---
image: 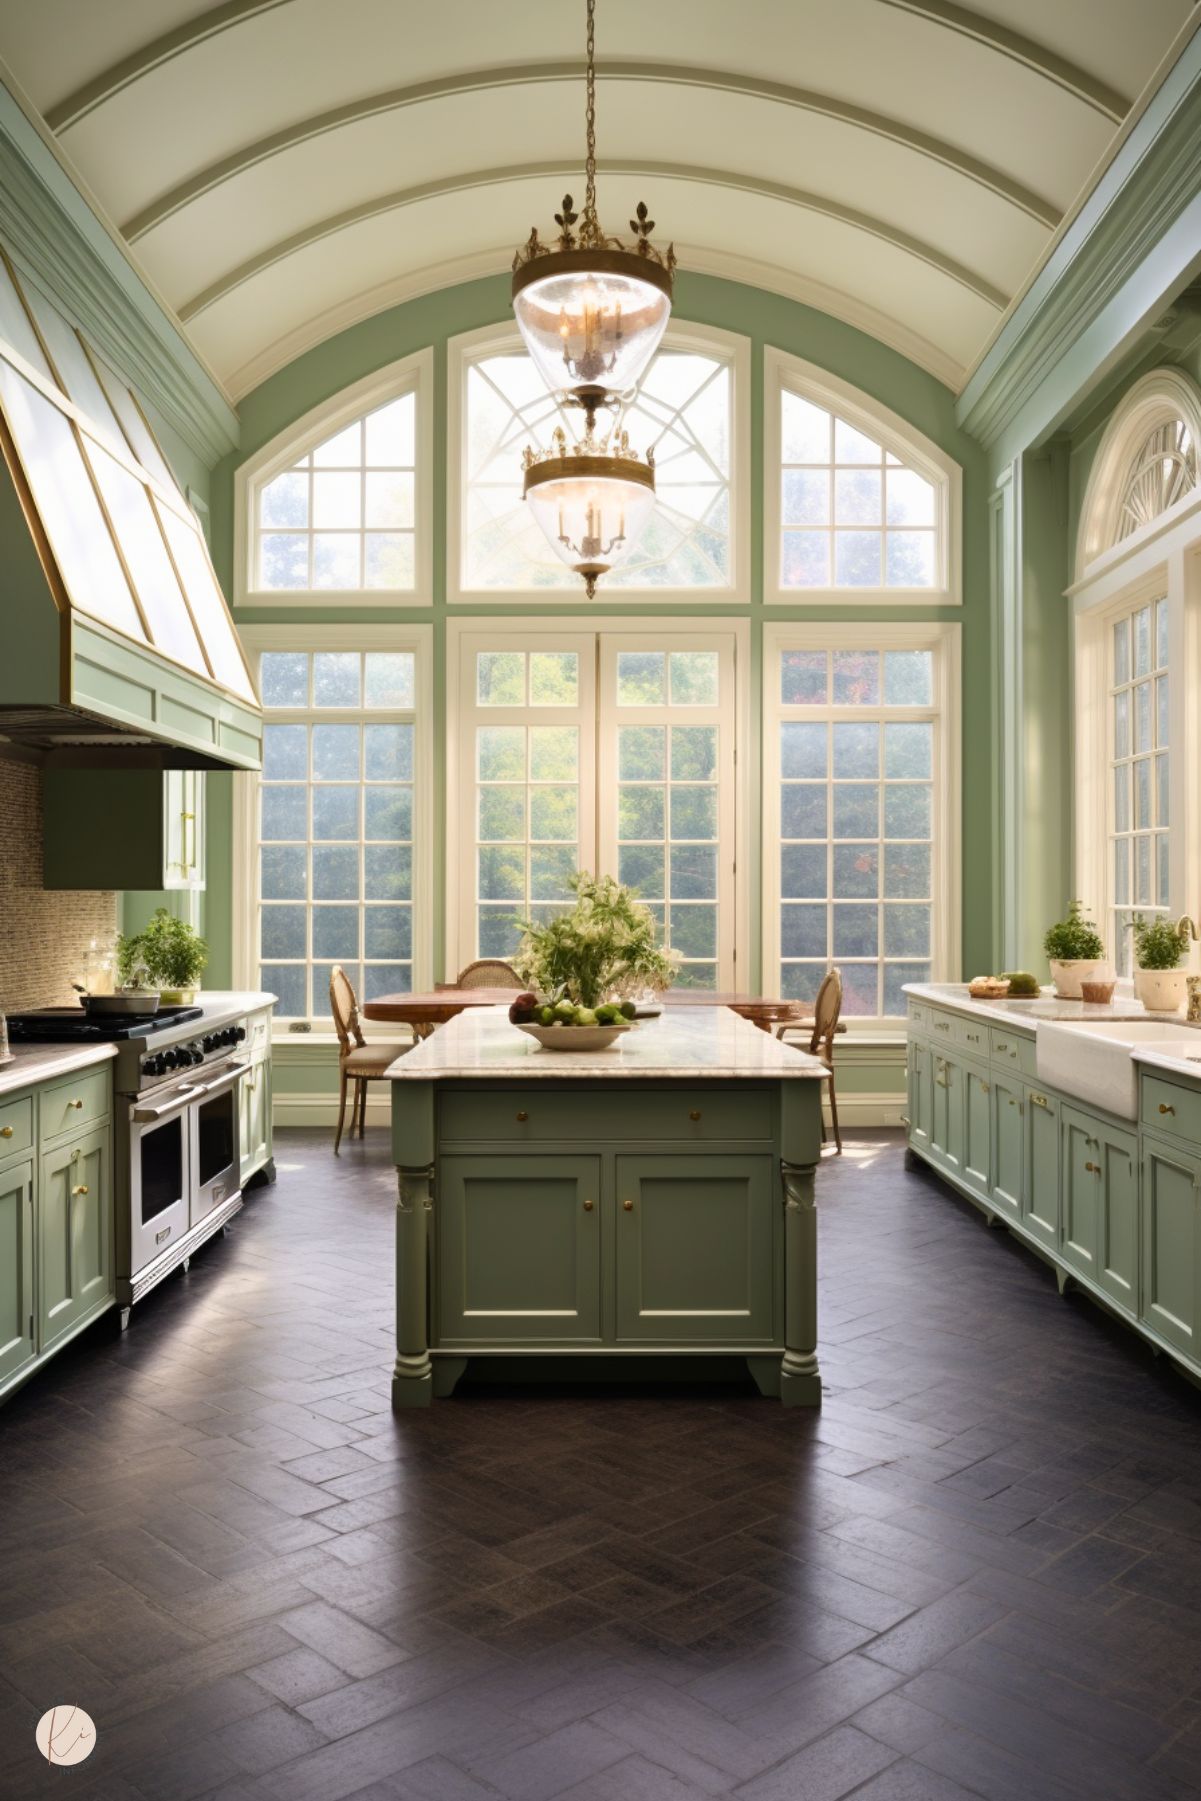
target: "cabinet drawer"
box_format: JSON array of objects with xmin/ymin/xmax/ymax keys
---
[
  {"xmin": 989, "ymin": 1029, "xmax": 1037, "ymax": 1078},
  {"xmin": 439, "ymin": 1087, "xmax": 775, "ymax": 1144},
  {"xmin": 907, "ymin": 1001, "xmax": 929, "ymax": 1034},
  {"xmin": 927, "ymin": 1009, "xmax": 958, "ymax": 1048},
  {"xmin": 1141, "ymin": 1072, "xmax": 1201, "ymax": 1143},
  {"xmin": 0, "ymin": 1093, "xmax": 34, "ymax": 1162},
  {"xmin": 956, "ymin": 1017, "xmax": 990, "ymax": 1060},
  {"xmin": 40, "ymin": 1068, "xmax": 110, "ymax": 1143},
  {"xmin": 246, "ymin": 1009, "xmax": 272, "ymax": 1060}
]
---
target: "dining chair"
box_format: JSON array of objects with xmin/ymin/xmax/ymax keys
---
[
  {"xmin": 455, "ymin": 959, "xmax": 523, "ymax": 989},
  {"xmin": 329, "ymin": 965, "xmax": 411, "ymax": 1153},
  {"xmin": 779, "ymin": 968, "xmax": 843, "ymax": 1153}
]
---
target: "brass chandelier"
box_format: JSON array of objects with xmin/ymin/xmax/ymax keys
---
[{"xmin": 511, "ymin": 0, "xmax": 675, "ymax": 596}]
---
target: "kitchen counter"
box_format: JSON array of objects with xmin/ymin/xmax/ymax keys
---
[
  {"xmin": 0, "ymin": 1042, "xmax": 116, "ymax": 1098},
  {"xmin": 902, "ymin": 981, "xmax": 1188, "ymax": 1032},
  {"xmin": 386, "ymin": 1004, "xmax": 829, "ymax": 1082}
]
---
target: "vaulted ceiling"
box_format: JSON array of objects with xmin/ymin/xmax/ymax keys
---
[{"xmin": 0, "ymin": 0, "xmax": 1194, "ymax": 399}]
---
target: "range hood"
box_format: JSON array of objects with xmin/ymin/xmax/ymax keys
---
[{"xmin": 0, "ymin": 250, "xmax": 260, "ymax": 772}]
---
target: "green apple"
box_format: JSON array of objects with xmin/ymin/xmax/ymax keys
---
[{"xmin": 574, "ymin": 1007, "xmax": 598, "ymax": 1026}]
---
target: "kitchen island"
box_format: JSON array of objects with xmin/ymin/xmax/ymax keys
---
[{"xmin": 385, "ymin": 1006, "xmax": 829, "ymax": 1407}]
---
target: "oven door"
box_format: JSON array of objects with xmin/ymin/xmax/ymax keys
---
[
  {"xmin": 189, "ymin": 1061, "xmax": 247, "ymax": 1227},
  {"xmin": 128, "ymin": 1081, "xmax": 198, "ymax": 1274}
]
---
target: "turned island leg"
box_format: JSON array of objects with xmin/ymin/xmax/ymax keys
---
[
  {"xmin": 393, "ymin": 1162, "xmax": 434, "ymax": 1408},
  {"xmin": 780, "ymin": 1159, "xmax": 822, "ymax": 1406}
]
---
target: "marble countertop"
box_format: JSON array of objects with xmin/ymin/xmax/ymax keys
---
[
  {"xmin": 902, "ymin": 981, "xmax": 1190, "ymax": 1035},
  {"xmin": 0, "ymin": 1042, "xmax": 116, "ymax": 1099},
  {"xmin": 387, "ymin": 1005, "xmax": 828, "ymax": 1082}
]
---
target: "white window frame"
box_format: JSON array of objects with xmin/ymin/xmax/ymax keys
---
[
  {"xmin": 233, "ymin": 348, "xmax": 433, "ymax": 607},
  {"xmin": 446, "ymin": 319, "xmax": 751, "ymax": 605},
  {"xmin": 232, "ymin": 622, "xmax": 434, "ymax": 1040},
  {"xmin": 1070, "ymin": 519, "xmax": 1201, "ymax": 978},
  {"xmin": 761, "ymin": 620, "xmax": 962, "ymax": 1026},
  {"xmin": 763, "ymin": 347, "xmax": 961, "ymax": 607},
  {"xmin": 446, "ymin": 616, "xmax": 750, "ymax": 982}
]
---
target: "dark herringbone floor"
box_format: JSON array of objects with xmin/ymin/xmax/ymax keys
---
[{"xmin": 4, "ymin": 1132, "xmax": 1201, "ymax": 1801}]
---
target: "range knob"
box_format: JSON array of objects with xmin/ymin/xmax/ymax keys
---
[
  {"xmin": 234, "ymin": 1026, "xmax": 247, "ymax": 1043},
  {"xmin": 144, "ymin": 1054, "xmax": 163, "ymax": 1077},
  {"xmin": 189, "ymin": 1046, "xmax": 204, "ymax": 1065},
  {"xmin": 202, "ymin": 1035, "xmax": 216, "ymax": 1052}
]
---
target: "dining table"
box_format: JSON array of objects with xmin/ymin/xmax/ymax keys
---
[{"xmin": 362, "ymin": 986, "xmax": 844, "ymax": 1041}]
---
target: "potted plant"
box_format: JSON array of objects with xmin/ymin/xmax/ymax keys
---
[
  {"xmin": 1043, "ymin": 902, "xmax": 1105, "ymax": 998},
  {"xmin": 118, "ymin": 909, "xmax": 208, "ymax": 1003},
  {"xmin": 512, "ymin": 871, "xmax": 677, "ymax": 1009},
  {"xmin": 1129, "ymin": 914, "xmax": 1188, "ymax": 1013}
]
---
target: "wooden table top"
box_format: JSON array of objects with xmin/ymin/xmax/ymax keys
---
[{"xmin": 363, "ymin": 987, "xmax": 839, "ymax": 1036}]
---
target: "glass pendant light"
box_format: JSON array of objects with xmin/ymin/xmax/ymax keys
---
[
  {"xmin": 511, "ymin": 0, "xmax": 675, "ymax": 412},
  {"xmin": 522, "ymin": 426, "xmax": 656, "ymax": 599}
]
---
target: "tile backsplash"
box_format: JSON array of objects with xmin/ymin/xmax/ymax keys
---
[{"xmin": 0, "ymin": 759, "xmax": 117, "ymax": 1010}]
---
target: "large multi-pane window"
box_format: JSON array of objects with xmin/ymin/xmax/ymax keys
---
[
  {"xmin": 454, "ymin": 628, "xmax": 740, "ymax": 987},
  {"xmin": 255, "ymin": 647, "xmax": 421, "ymax": 1020},
  {"xmin": 455, "ymin": 329, "xmax": 739, "ymax": 595},
  {"xmin": 1109, "ymin": 596, "xmax": 1169, "ymax": 973},
  {"xmin": 764, "ymin": 626, "xmax": 957, "ymax": 1019}
]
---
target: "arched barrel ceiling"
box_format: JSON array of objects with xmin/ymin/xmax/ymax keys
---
[{"xmin": 0, "ymin": 0, "xmax": 1192, "ymax": 396}]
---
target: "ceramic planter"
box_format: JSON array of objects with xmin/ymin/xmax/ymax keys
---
[
  {"xmin": 1049, "ymin": 958, "xmax": 1106, "ymax": 999},
  {"xmin": 1134, "ymin": 967, "xmax": 1186, "ymax": 1013},
  {"xmin": 159, "ymin": 986, "xmax": 199, "ymax": 1005}
]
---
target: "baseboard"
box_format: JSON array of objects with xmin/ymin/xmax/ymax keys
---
[
  {"xmin": 273, "ymin": 1090, "xmax": 393, "ymax": 1129},
  {"xmin": 271, "ymin": 1089, "xmax": 907, "ymax": 1131}
]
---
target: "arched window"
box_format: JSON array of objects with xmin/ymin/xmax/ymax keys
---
[
  {"xmin": 235, "ymin": 351, "xmax": 431, "ymax": 604},
  {"xmin": 449, "ymin": 322, "xmax": 749, "ymax": 601},
  {"xmin": 765, "ymin": 350, "xmax": 960, "ymax": 605},
  {"xmin": 1076, "ymin": 369, "xmax": 1201, "ymax": 576}
]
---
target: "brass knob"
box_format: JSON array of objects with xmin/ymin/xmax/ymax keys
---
[
  {"xmin": 0, "ymin": 1126, "xmax": 12, "ymax": 1138},
  {"xmin": 69, "ymin": 1099, "xmax": 84, "ymax": 1110},
  {"xmin": 516, "ymin": 1110, "xmax": 528, "ymax": 1122},
  {"xmin": 1160, "ymin": 1103, "xmax": 1175, "ymax": 1115},
  {"xmin": 689, "ymin": 1109, "xmax": 701, "ymax": 1121},
  {"xmin": 72, "ymin": 1184, "xmax": 89, "ymax": 1196},
  {"xmin": 622, "ymin": 1198, "xmax": 634, "ymax": 1211},
  {"xmin": 583, "ymin": 1199, "xmax": 594, "ymax": 1212}
]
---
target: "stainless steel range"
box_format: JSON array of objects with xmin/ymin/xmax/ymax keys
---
[{"xmin": 9, "ymin": 1002, "xmax": 253, "ymax": 1326}]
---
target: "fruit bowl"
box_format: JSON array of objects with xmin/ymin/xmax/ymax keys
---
[{"xmin": 515, "ymin": 1022, "xmax": 635, "ymax": 1052}]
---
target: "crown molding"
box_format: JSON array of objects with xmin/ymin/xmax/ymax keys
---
[
  {"xmin": 0, "ymin": 66, "xmax": 238, "ymax": 465},
  {"xmin": 955, "ymin": 19, "xmax": 1201, "ymax": 456}
]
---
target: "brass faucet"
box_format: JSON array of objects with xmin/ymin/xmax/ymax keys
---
[{"xmin": 1180, "ymin": 916, "xmax": 1199, "ymax": 943}]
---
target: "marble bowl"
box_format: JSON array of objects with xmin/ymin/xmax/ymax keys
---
[{"xmin": 515, "ymin": 1022, "xmax": 634, "ymax": 1052}]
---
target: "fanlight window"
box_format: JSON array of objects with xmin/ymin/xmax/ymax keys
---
[
  {"xmin": 1115, "ymin": 417, "xmax": 1197, "ymax": 543},
  {"xmin": 780, "ymin": 390, "xmax": 937, "ymax": 591},
  {"xmin": 256, "ymin": 394, "xmax": 416, "ymax": 592},
  {"xmin": 464, "ymin": 347, "xmax": 731, "ymax": 590}
]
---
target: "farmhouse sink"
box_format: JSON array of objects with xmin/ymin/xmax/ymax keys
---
[{"xmin": 1036, "ymin": 1019, "xmax": 1201, "ymax": 1120}]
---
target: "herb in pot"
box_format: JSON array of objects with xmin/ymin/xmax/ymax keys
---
[
  {"xmin": 117, "ymin": 909, "xmax": 208, "ymax": 996},
  {"xmin": 1130, "ymin": 915, "xmax": 1186, "ymax": 970},
  {"xmin": 1043, "ymin": 902, "xmax": 1104, "ymax": 962}
]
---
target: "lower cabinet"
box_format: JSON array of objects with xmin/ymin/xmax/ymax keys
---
[
  {"xmin": 1061, "ymin": 1105, "xmax": 1101, "ymax": 1282},
  {"xmin": 1140, "ymin": 1135, "xmax": 1201, "ymax": 1358},
  {"xmin": 40, "ymin": 1129, "xmax": 112, "ymax": 1352},
  {"xmin": 1023, "ymin": 1086, "xmax": 1061, "ymax": 1250},
  {"xmin": 0, "ymin": 1158, "xmax": 35, "ymax": 1387},
  {"xmin": 239, "ymin": 1059, "xmax": 272, "ymax": 1187},
  {"xmin": 439, "ymin": 1156, "xmax": 602, "ymax": 1342},
  {"xmin": 990, "ymin": 1071, "xmax": 1024, "ymax": 1219},
  {"xmin": 1059, "ymin": 1106, "xmax": 1138, "ymax": 1312},
  {"xmin": 615, "ymin": 1155, "xmax": 775, "ymax": 1344},
  {"xmin": 961, "ymin": 1061, "xmax": 992, "ymax": 1200},
  {"xmin": 907, "ymin": 1040, "xmax": 933, "ymax": 1156},
  {"xmin": 930, "ymin": 1052, "xmax": 964, "ymax": 1176}
]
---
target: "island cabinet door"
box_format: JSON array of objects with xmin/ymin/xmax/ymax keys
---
[
  {"xmin": 1022, "ymin": 1087, "xmax": 1060, "ymax": 1250},
  {"xmin": 1140, "ymin": 1137, "xmax": 1201, "ymax": 1359},
  {"xmin": 961, "ymin": 1063, "xmax": 991, "ymax": 1201},
  {"xmin": 907, "ymin": 1040, "xmax": 932, "ymax": 1155},
  {"xmin": 0, "ymin": 1158, "xmax": 35, "ymax": 1388},
  {"xmin": 1096, "ymin": 1125, "xmax": 1138, "ymax": 1317},
  {"xmin": 614, "ymin": 1155, "xmax": 775, "ymax": 1344},
  {"xmin": 437, "ymin": 1156, "xmax": 602, "ymax": 1343},
  {"xmin": 990, "ymin": 1073, "xmax": 1024, "ymax": 1219}
]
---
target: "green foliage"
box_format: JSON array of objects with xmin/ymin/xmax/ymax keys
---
[
  {"xmin": 512, "ymin": 871, "xmax": 677, "ymax": 1008},
  {"xmin": 1043, "ymin": 901, "xmax": 1104, "ymax": 962},
  {"xmin": 999, "ymin": 971, "xmax": 1040, "ymax": 997},
  {"xmin": 1130, "ymin": 913, "xmax": 1186, "ymax": 971},
  {"xmin": 118, "ymin": 909, "xmax": 208, "ymax": 990}
]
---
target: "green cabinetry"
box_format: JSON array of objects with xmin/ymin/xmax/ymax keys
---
[
  {"xmin": 239, "ymin": 1006, "xmax": 274, "ymax": 1186},
  {"xmin": 44, "ymin": 768, "xmax": 205, "ymax": 891},
  {"xmin": 0, "ymin": 1061, "xmax": 114, "ymax": 1405},
  {"xmin": 907, "ymin": 994, "xmax": 1201, "ymax": 1382}
]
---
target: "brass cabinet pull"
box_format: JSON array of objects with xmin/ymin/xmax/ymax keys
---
[
  {"xmin": 72, "ymin": 1183, "xmax": 89, "ymax": 1196},
  {"xmin": 1007, "ymin": 1097, "xmax": 1016, "ymax": 1107},
  {"xmin": 995, "ymin": 1041, "xmax": 1008, "ymax": 1053},
  {"xmin": 515, "ymin": 1110, "xmax": 529, "ymax": 1122},
  {"xmin": 69, "ymin": 1099, "xmax": 84, "ymax": 1110},
  {"xmin": 583, "ymin": 1199, "xmax": 594, "ymax": 1212},
  {"xmin": 899, "ymin": 1115, "xmax": 910, "ymax": 1128},
  {"xmin": 1030, "ymin": 1092, "xmax": 1048, "ymax": 1109},
  {"xmin": 980, "ymin": 1081, "xmax": 990, "ymax": 1094},
  {"xmin": 1084, "ymin": 1161, "xmax": 1100, "ymax": 1176},
  {"xmin": 689, "ymin": 1109, "xmax": 701, "ymax": 1121},
  {"xmin": 0, "ymin": 1126, "xmax": 12, "ymax": 1138},
  {"xmin": 622, "ymin": 1198, "xmax": 634, "ymax": 1211},
  {"xmin": 1159, "ymin": 1103, "xmax": 1175, "ymax": 1116},
  {"xmin": 935, "ymin": 1020, "xmax": 951, "ymax": 1032}
]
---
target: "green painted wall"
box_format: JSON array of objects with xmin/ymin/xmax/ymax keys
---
[{"xmin": 204, "ymin": 269, "xmax": 993, "ymax": 1025}]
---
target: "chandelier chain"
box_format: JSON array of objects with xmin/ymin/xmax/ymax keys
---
[{"xmin": 581, "ymin": 0, "xmax": 600, "ymax": 247}]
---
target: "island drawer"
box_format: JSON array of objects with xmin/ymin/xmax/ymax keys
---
[
  {"xmin": 908, "ymin": 1001, "xmax": 930, "ymax": 1033},
  {"xmin": 956, "ymin": 1017, "xmax": 989, "ymax": 1059},
  {"xmin": 1141, "ymin": 1072, "xmax": 1201, "ymax": 1143},
  {"xmin": 438, "ymin": 1087, "xmax": 775, "ymax": 1145},
  {"xmin": 989, "ymin": 1029, "xmax": 1037, "ymax": 1077},
  {"xmin": 40, "ymin": 1068, "xmax": 110, "ymax": 1144},
  {"xmin": 0, "ymin": 1093, "xmax": 34, "ymax": 1163},
  {"xmin": 927, "ymin": 1010, "xmax": 958, "ymax": 1048}
]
